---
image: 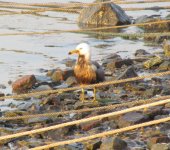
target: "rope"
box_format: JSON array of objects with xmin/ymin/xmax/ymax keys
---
[
  {"xmin": 0, "ymin": 98, "xmax": 170, "ymax": 141},
  {"xmin": 30, "ymin": 116, "xmax": 170, "ymax": 150},
  {"xmin": 116, "ymin": 0, "xmax": 170, "ymax": 4},
  {"xmin": 124, "ymin": 6, "xmax": 170, "ymax": 11},
  {"xmin": 1, "ymin": 71, "xmax": 170, "ymax": 101},
  {"xmin": 1, "ymin": 95, "xmax": 170, "ymax": 121},
  {"xmin": 0, "ymin": 0, "xmax": 170, "ymax": 15},
  {"xmin": 0, "ymin": 19, "xmax": 169, "ymax": 36},
  {"xmin": 29, "ymin": 0, "xmax": 170, "ymax": 7}
]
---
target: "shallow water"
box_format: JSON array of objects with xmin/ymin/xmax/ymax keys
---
[{"xmin": 0, "ymin": 0, "xmax": 170, "ymax": 95}]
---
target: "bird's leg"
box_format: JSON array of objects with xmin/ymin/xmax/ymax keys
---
[
  {"xmin": 80, "ymin": 88, "xmax": 85, "ymax": 102},
  {"xmin": 80, "ymin": 84, "xmax": 88, "ymax": 102},
  {"xmin": 92, "ymin": 86, "xmax": 97, "ymax": 103}
]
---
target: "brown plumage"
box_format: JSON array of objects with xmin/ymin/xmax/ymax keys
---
[{"xmin": 68, "ymin": 43, "xmax": 105, "ymax": 85}]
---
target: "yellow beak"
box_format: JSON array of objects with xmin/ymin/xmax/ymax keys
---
[{"xmin": 68, "ymin": 49, "xmax": 79, "ymax": 55}]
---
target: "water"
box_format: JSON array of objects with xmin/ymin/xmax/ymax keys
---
[{"xmin": 0, "ymin": 0, "xmax": 170, "ymax": 94}]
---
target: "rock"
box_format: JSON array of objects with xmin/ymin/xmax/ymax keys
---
[
  {"xmin": 135, "ymin": 16, "xmax": 170, "ymax": 32},
  {"xmin": 154, "ymin": 115, "xmax": 169, "ymax": 120},
  {"xmin": 117, "ymin": 66, "xmax": 138, "ymax": 80},
  {"xmin": 8, "ymin": 80, "xmax": 12, "ymax": 85},
  {"xmin": 143, "ymin": 56, "xmax": 163, "ymax": 69},
  {"xmin": 166, "ymin": 14, "xmax": 170, "ymax": 20},
  {"xmin": 51, "ymin": 69, "xmax": 74, "ymax": 82},
  {"xmin": 0, "ymin": 84, "xmax": 6, "ymax": 89},
  {"xmin": 165, "ymin": 103, "xmax": 170, "ymax": 108},
  {"xmin": 100, "ymin": 136, "xmax": 128, "ymax": 150},
  {"xmin": 78, "ymin": 0, "xmax": 131, "ymax": 28},
  {"xmin": 80, "ymin": 120, "xmax": 101, "ymax": 131},
  {"xmin": 43, "ymin": 126, "xmax": 76, "ymax": 141},
  {"xmin": 35, "ymin": 75, "xmax": 51, "ymax": 83},
  {"xmin": 84, "ymin": 139, "xmax": 102, "ymax": 150},
  {"xmin": 147, "ymin": 135, "xmax": 170, "ymax": 149},
  {"xmin": 41, "ymin": 94, "xmax": 61, "ymax": 107},
  {"xmin": 142, "ymin": 86, "xmax": 163, "ymax": 98},
  {"xmin": 158, "ymin": 60, "xmax": 170, "ymax": 71},
  {"xmin": 163, "ymin": 40, "xmax": 170, "ymax": 57},
  {"xmin": 135, "ymin": 15, "xmax": 151, "ymax": 24},
  {"xmin": 0, "ymin": 92, "xmax": 5, "ymax": 98},
  {"xmin": 160, "ymin": 123, "xmax": 170, "ymax": 132},
  {"xmin": 116, "ymin": 112, "xmax": 149, "ymax": 128},
  {"xmin": 155, "ymin": 35, "xmax": 170, "ymax": 44},
  {"xmin": 142, "ymin": 106, "xmax": 163, "ymax": 119},
  {"xmin": 151, "ymin": 143, "xmax": 170, "ymax": 150},
  {"xmin": 125, "ymin": 139, "xmax": 146, "ymax": 150},
  {"xmin": 46, "ymin": 69, "xmax": 55, "ymax": 77},
  {"xmin": 17, "ymin": 102, "xmax": 35, "ymax": 110},
  {"xmin": 135, "ymin": 49, "xmax": 150, "ymax": 57},
  {"xmin": 102, "ymin": 53, "xmax": 122, "ymax": 67},
  {"xmin": 74, "ymin": 101, "xmax": 99, "ymax": 110},
  {"xmin": 65, "ymin": 76, "xmax": 77, "ymax": 86},
  {"xmin": 12, "ymin": 75, "xmax": 36, "ymax": 94},
  {"xmin": 61, "ymin": 58, "xmax": 76, "ymax": 67},
  {"xmin": 51, "ymin": 69, "xmax": 63, "ymax": 82},
  {"xmin": 33, "ymin": 85, "xmax": 52, "ymax": 92},
  {"xmin": 27, "ymin": 117, "xmax": 51, "ymax": 124},
  {"xmin": 106, "ymin": 59, "xmax": 133, "ymax": 72},
  {"xmin": 161, "ymin": 87, "xmax": 170, "ymax": 95}
]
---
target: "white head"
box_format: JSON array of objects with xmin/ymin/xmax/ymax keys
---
[{"xmin": 69, "ymin": 43, "xmax": 91, "ymax": 61}]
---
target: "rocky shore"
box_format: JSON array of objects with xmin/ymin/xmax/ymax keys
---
[
  {"xmin": 0, "ymin": 1, "xmax": 170, "ymax": 150},
  {"xmin": 0, "ymin": 37, "xmax": 170, "ymax": 149}
]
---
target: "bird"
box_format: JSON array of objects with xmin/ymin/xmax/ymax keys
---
[{"xmin": 68, "ymin": 43, "xmax": 105, "ymax": 102}]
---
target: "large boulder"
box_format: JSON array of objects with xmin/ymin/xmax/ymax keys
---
[
  {"xmin": 12, "ymin": 75, "xmax": 36, "ymax": 94},
  {"xmin": 78, "ymin": 0, "xmax": 131, "ymax": 28}
]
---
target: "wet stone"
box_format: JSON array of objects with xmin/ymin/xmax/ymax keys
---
[
  {"xmin": 100, "ymin": 136, "xmax": 128, "ymax": 150},
  {"xmin": 0, "ymin": 84, "xmax": 6, "ymax": 89},
  {"xmin": 106, "ymin": 58, "xmax": 133, "ymax": 72},
  {"xmin": 116, "ymin": 66, "xmax": 138, "ymax": 80},
  {"xmin": 102, "ymin": 53, "xmax": 122, "ymax": 67},
  {"xmin": 32, "ymin": 85, "xmax": 52, "ymax": 92},
  {"xmin": 61, "ymin": 58, "xmax": 76, "ymax": 68},
  {"xmin": 65, "ymin": 76, "xmax": 77, "ymax": 86},
  {"xmin": 27, "ymin": 117, "xmax": 51, "ymax": 124},
  {"xmin": 12, "ymin": 75, "xmax": 36, "ymax": 94},
  {"xmin": 155, "ymin": 35, "xmax": 170, "ymax": 44},
  {"xmin": 135, "ymin": 15, "xmax": 152, "ymax": 24},
  {"xmin": 0, "ymin": 92, "xmax": 5, "ymax": 98},
  {"xmin": 84, "ymin": 139, "xmax": 102, "ymax": 150},
  {"xmin": 161, "ymin": 87, "xmax": 170, "ymax": 95},
  {"xmin": 74, "ymin": 101, "xmax": 99, "ymax": 110},
  {"xmin": 136, "ymin": 16, "xmax": 170, "ymax": 32},
  {"xmin": 143, "ymin": 56, "xmax": 163, "ymax": 69},
  {"xmin": 116, "ymin": 112, "xmax": 149, "ymax": 128},
  {"xmin": 158, "ymin": 60, "xmax": 170, "ymax": 71},
  {"xmin": 135, "ymin": 49, "xmax": 150, "ymax": 57},
  {"xmin": 147, "ymin": 135, "xmax": 170, "ymax": 149},
  {"xmin": 43, "ymin": 126, "xmax": 76, "ymax": 141},
  {"xmin": 151, "ymin": 143, "xmax": 170, "ymax": 150},
  {"xmin": 80, "ymin": 119, "xmax": 101, "ymax": 131},
  {"xmin": 142, "ymin": 106, "xmax": 164, "ymax": 119},
  {"xmin": 51, "ymin": 69, "xmax": 74, "ymax": 82}
]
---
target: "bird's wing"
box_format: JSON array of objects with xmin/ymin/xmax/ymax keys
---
[{"xmin": 92, "ymin": 61, "xmax": 105, "ymax": 82}]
